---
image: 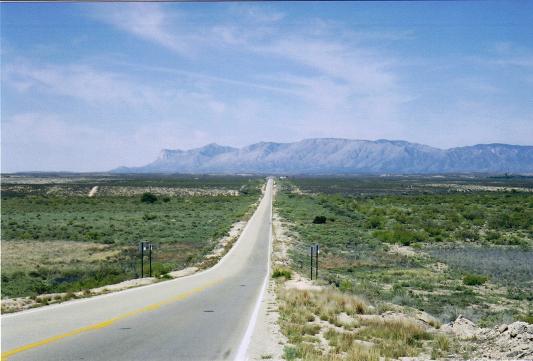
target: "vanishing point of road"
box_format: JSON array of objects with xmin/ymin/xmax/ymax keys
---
[{"xmin": 1, "ymin": 179, "xmax": 274, "ymax": 361}]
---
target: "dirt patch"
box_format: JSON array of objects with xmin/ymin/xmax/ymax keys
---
[
  {"xmin": 388, "ymin": 244, "xmax": 419, "ymax": 257},
  {"xmin": 1, "ymin": 277, "xmax": 158, "ymax": 314},
  {"xmin": 426, "ymin": 183, "xmax": 533, "ymax": 193},
  {"xmin": 88, "ymin": 186, "xmax": 98, "ymax": 197},
  {"xmin": 272, "ymin": 212, "xmax": 294, "ymax": 268},
  {"xmin": 284, "ymin": 273, "xmax": 324, "ymax": 291},
  {"xmin": 168, "ymin": 267, "xmax": 198, "ymax": 278},
  {"xmin": 247, "ymin": 280, "xmax": 287, "ymax": 361}
]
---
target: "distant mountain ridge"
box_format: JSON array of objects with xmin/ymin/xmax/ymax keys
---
[{"xmin": 112, "ymin": 138, "xmax": 533, "ymax": 174}]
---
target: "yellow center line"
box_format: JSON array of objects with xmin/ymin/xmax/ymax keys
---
[{"xmin": 1, "ymin": 279, "xmax": 222, "ymax": 360}]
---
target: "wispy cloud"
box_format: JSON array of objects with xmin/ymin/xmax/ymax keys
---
[
  {"xmin": 4, "ymin": 62, "xmax": 160, "ymax": 106},
  {"xmin": 471, "ymin": 42, "xmax": 533, "ymax": 69},
  {"xmin": 257, "ymin": 38, "xmax": 397, "ymax": 93},
  {"xmin": 92, "ymin": 4, "xmax": 193, "ymax": 55},
  {"xmin": 227, "ymin": 4, "xmax": 286, "ymax": 24}
]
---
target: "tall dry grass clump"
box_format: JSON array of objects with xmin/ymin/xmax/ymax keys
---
[{"xmin": 358, "ymin": 318, "xmax": 431, "ymax": 358}]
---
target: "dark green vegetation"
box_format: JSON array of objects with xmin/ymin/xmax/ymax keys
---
[
  {"xmin": 1, "ymin": 174, "xmax": 262, "ymax": 299},
  {"xmin": 276, "ymin": 176, "xmax": 533, "ymax": 327},
  {"xmin": 141, "ymin": 192, "xmax": 158, "ymax": 203},
  {"xmin": 272, "ymin": 267, "xmax": 293, "ymax": 279},
  {"xmin": 462, "ymin": 274, "xmax": 489, "ymax": 286},
  {"xmin": 289, "ymin": 174, "xmax": 533, "ymax": 196}
]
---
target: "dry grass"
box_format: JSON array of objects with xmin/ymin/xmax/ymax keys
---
[
  {"xmin": 280, "ymin": 288, "xmax": 369, "ymax": 317},
  {"xmin": 1, "ymin": 240, "xmax": 121, "ymax": 272},
  {"xmin": 345, "ymin": 344, "xmax": 380, "ymax": 361},
  {"xmin": 357, "ymin": 318, "xmax": 432, "ymax": 358},
  {"xmin": 276, "ymin": 283, "xmax": 443, "ymax": 360}
]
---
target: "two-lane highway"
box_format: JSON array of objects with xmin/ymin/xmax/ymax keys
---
[{"xmin": 1, "ymin": 179, "xmax": 274, "ymax": 361}]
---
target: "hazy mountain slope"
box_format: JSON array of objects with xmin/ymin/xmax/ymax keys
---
[{"xmin": 113, "ymin": 139, "xmax": 533, "ymax": 174}]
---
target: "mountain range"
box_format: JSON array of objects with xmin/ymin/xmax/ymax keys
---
[{"xmin": 112, "ymin": 138, "xmax": 533, "ymax": 174}]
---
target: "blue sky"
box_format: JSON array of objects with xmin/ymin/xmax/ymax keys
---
[{"xmin": 1, "ymin": 2, "xmax": 532, "ymax": 172}]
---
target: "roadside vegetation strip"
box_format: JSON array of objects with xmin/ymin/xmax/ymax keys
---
[
  {"xmin": 275, "ymin": 178, "xmax": 532, "ymax": 327},
  {"xmin": 0, "ymin": 279, "xmax": 222, "ymax": 361},
  {"xmin": 1, "ymin": 176, "xmax": 262, "ymax": 301},
  {"xmin": 269, "ymin": 177, "xmax": 532, "ymax": 360}
]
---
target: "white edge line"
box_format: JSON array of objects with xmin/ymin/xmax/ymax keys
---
[
  {"xmin": 234, "ymin": 179, "xmax": 273, "ymax": 361},
  {"xmin": 1, "ymin": 183, "xmax": 268, "ymax": 320}
]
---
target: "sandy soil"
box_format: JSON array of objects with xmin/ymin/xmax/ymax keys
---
[
  {"xmin": 88, "ymin": 186, "xmax": 98, "ymax": 197},
  {"xmin": 284, "ymin": 273, "xmax": 324, "ymax": 291},
  {"xmin": 426, "ymin": 183, "xmax": 533, "ymax": 193},
  {"xmin": 247, "ymin": 279, "xmax": 287, "ymax": 360},
  {"xmin": 387, "ymin": 244, "xmax": 419, "ymax": 257}
]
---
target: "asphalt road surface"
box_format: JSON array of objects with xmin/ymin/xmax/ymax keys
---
[{"xmin": 1, "ymin": 179, "xmax": 273, "ymax": 361}]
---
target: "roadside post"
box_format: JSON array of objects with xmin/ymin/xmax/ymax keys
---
[
  {"xmin": 139, "ymin": 241, "xmax": 151, "ymax": 278},
  {"xmin": 140, "ymin": 242, "xmax": 144, "ymax": 278},
  {"xmin": 149, "ymin": 243, "xmax": 153, "ymax": 277},
  {"xmin": 310, "ymin": 246, "xmax": 314, "ymax": 280},
  {"xmin": 315, "ymin": 244, "xmax": 319, "ymax": 280}
]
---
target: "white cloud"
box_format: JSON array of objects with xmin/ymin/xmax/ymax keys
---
[
  {"xmin": 4, "ymin": 63, "xmax": 160, "ymax": 107},
  {"xmin": 470, "ymin": 42, "xmax": 533, "ymax": 69},
  {"xmin": 256, "ymin": 37, "xmax": 397, "ymax": 93},
  {"xmin": 92, "ymin": 4, "xmax": 192, "ymax": 55},
  {"xmin": 227, "ymin": 4, "xmax": 286, "ymax": 24}
]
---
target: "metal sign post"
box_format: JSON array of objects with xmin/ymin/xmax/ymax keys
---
[
  {"xmin": 310, "ymin": 245, "xmax": 314, "ymax": 280},
  {"xmin": 139, "ymin": 241, "xmax": 152, "ymax": 278},
  {"xmin": 140, "ymin": 242, "xmax": 145, "ymax": 278},
  {"xmin": 315, "ymin": 244, "xmax": 319, "ymax": 280},
  {"xmin": 149, "ymin": 243, "xmax": 153, "ymax": 277}
]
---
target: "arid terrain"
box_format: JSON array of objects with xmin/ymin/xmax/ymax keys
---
[
  {"xmin": 267, "ymin": 176, "xmax": 532, "ymax": 360},
  {"xmin": 1, "ymin": 174, "xmax": 262, "ymax": 312}
]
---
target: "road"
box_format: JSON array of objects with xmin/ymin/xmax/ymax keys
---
[{"xmin": 1, "ymin": 179, "xmax": 273, "ymax": 361}]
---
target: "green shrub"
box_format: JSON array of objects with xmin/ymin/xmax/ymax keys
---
[
  {"xmin": 463, "ymin": 274, "xmax": 488, "ymax": 286},
  {"xmin": 272, "ymin": 267, "xmax": 292, "ymax": 279},
  {"xmin": 366, "ymin": 216, "xmax": 383, "ymax": 229},
  {"xmin": 142, "ymin": 213, "xmax": 157, "ymax": 221},
  {"xmin": 283, "ymin": 346, "xmax": 299, "ymax": 361},
  {"xmin": 312, "ymin": 215, "xmax": 327, "ymax": 224},
  {"xmin": 518, "ymin": 313, "xmax": 533, "ymax": 324},
  {"xmin": 141, "ymin": 192, "xmax": 158, "ymax": 203}
]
